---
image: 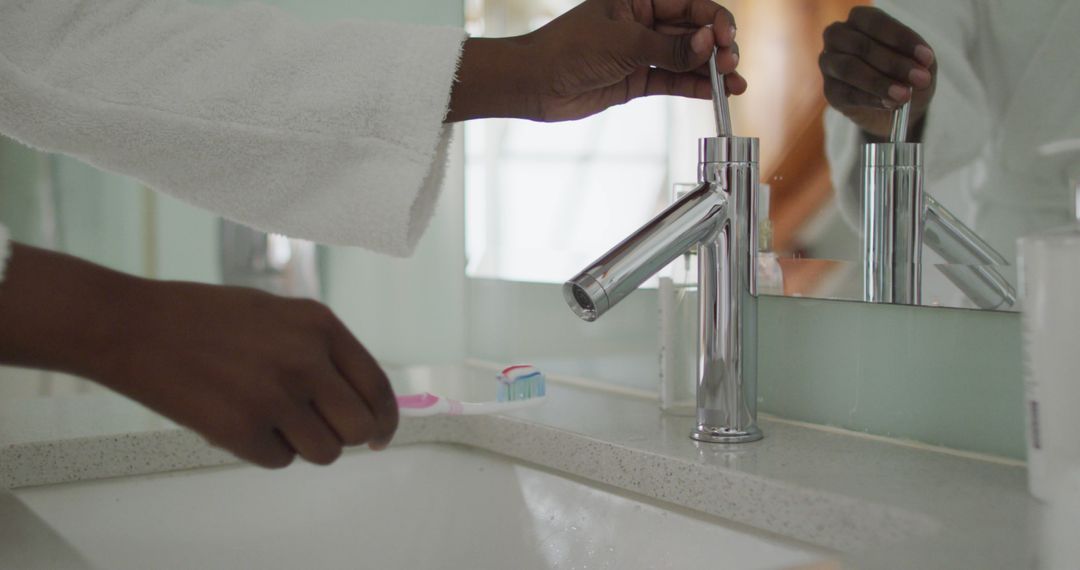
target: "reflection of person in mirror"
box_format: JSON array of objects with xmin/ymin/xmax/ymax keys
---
[
  {"xmin": 0, "ymin": 0, "xmax": 743, "ymax": 469},
  {"xmin": 820, "ymin": 2, "xmax": 1080, "ymax": 298}
]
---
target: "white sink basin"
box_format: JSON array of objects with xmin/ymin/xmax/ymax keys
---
[{"xmin": 14, "ymin": 444, "xmax": 825, "ymax": 569}]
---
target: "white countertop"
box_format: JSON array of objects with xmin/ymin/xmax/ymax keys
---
[{"xmin": 0, "ymin": 364, "xmax": 1040, "ymax": 569}]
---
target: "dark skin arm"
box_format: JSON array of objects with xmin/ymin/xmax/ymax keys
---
[
  {"xmin": 0, "ymin": 243, "xmax": 397, "ymax": 468},
  {"xmin": 447, "ymin": 0, "xmax": 745, "ymax": 123},
  {"xmin": 819, "ymin": 6, "xmax": 936, "ymax": 141}
]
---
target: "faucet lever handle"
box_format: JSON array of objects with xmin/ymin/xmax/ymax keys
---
[
  {"xmin": 708, "ymin": 45, "xmax": 733, "ymax": 138},
  {"xmin": 890, "ymin": 98, "xmax": 912, "ymax": 143}
]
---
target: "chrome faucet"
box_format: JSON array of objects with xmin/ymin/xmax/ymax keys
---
[
  {"xmin": 862, "ymin": 103, "xmax": 1016, "ymax": 310},
  {"xmin": 563, "ymin": 52, "xmax": 763, "ymax": 443}
]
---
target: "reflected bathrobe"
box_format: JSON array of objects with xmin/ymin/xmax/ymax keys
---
[
  {"xmin": 825, "ymin": 0, "xmax": 1080, "ymax": 300},
  {"xmin": 0, "ymin": 0, "xmax": 467, "ymax": 281}
]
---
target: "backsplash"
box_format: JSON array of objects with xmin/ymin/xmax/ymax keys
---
[
  {"xmin": 466, "ymin": 279, "xmax": 1026, "ymax": 460},
  {"xmin": 757, "ymin": 296, "xmax": 1024, "ymax": 460}
]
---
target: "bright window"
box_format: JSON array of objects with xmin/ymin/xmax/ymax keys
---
[{"xmin": 463, "ymin": 0, "xmax": 710, "ymax": 284}]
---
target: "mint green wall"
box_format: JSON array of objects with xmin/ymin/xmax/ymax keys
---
[
  {"xmin": 0, "ymin": 140, "xmax": 50, "ymax": 247},
  {"xmin": 756, "ymin": 297, "xmax": 1024, "ymax": 459},
  {"xmin": 1, "ymin": 139, "xmax": 149, "ymax": 276},
  {"xmin": 50, "ymin": 159, "xmax": 148, "ymax": 276},
  {"xmin": 467, "ymin": 278, "xmax": 661, "ymax": 393}
]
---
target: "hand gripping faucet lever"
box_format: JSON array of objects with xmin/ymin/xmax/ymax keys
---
[{"xmin": 563, "ymin": 49, "xmax": 762, "ymax": 443}]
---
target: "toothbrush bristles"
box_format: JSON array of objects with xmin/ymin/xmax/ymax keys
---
[{"xmin": 497, "ymin": 367, "xmax": 546, "ymax": 402}]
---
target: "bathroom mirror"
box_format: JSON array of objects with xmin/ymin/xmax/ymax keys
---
[{"xmin": 464, "ymin": 0, "xmax": 1080, "ymax": 312}]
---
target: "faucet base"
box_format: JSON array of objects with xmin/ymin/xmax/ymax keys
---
[{"xmin": 690, "ymin": 424, "xmax": 763, "ymax": 444}]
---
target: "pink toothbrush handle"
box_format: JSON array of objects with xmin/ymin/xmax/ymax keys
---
[
  {"xmin": 396, "ymin": 393, "xmax": 440, "ymax": 409},
  {"xmin": 396, "ymin": 393, "xmax": 463, "ymax": 416}
]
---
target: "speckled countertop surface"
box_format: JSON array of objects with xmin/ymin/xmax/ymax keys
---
[{"xmin": 1, "ymin": 364, "xmax": 1039, "ymax": 569}]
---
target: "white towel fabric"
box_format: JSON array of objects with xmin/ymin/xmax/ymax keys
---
[
  {"xmin": 0, "ymin": 0, "xmax": 466, "ymax": 273},
  {"xmin": 0, "ymin": 223, "xmax": 9, "ymax": 283}
]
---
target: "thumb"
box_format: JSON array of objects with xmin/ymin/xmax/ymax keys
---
[{"xmin": 636, "ymin": 26, "xmax": 714, "ymax": 72}]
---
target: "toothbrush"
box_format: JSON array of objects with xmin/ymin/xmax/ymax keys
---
[{"xmin": 395, "ymin": 365, "xmax": 547, "ymax": 417}]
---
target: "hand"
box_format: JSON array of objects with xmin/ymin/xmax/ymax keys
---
[
  {"xmin": 819, "ymin": 7, "xmax": 936, "ymax": 139},
  {"xmin": 0, "ymin": 244, "xmax": 397, "ymax": 468},
  {"xmin": 448, "ymin": 0, "xmax": 745, "ymax": 122},
  {"xmin": 109, "ymin": 280, "xmax": 398, "ymax": 468}
]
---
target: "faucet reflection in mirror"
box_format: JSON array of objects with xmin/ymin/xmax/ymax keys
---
[{"xmin": 861, "ymin": 103, "xmax": 1017, "ymax": 310}]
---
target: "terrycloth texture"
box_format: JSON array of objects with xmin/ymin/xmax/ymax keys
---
[
  {"xmin": 0, "ymin": 0, "xmax": 466, "ymax": 256},
  {"xmin": 0, "ymin": 223, "xmax": 9, "ymax": 283}
]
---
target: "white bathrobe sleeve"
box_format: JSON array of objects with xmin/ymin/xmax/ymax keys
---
[{"xmin": 0, "ymin": 0, "xmax": 466, "ymax": 257}]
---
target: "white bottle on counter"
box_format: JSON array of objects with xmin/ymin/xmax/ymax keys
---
[
  {"xmin": 1020, "ymin": 184, "xmax": 1080, "ymax": 502},
  {"xmin": 756, "ymin": 184, "xmax": 785, "ymax": 296},
  {"xmin": 1041, "ymin": 465, "xmax": 1080, "ymax": 568}
]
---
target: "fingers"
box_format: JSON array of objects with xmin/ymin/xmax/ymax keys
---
[
  {"xmin": 232, "ymin": 429, "xmax": 296, "ymax": 469},
  {"xmin": 846, "ymin": 7, "xmax": 934, "ymax": 66},
  {"xmin": 723, "ymin": 72, "xmax": 747, "ymax": 95},
  {"xmin": 277, "ymin": 402, "xmax": 343, "ymax": 466},
  {"xmin": 311, "ymin": 364, "xmax": 376, "ymax": 447},
  {"xmin": 241, "ymin": 345, "xmax": 384, "ymax": 467},
  {"xmin": 651, "ymin": 0, "xmax": 737, "ymax": 46},
  {"xmin": 328, "ymin": 321, "xmax": 398, "ymax": 450},
  {"xmin": 642, "ymin": 68, "xmax": 711, "ymax": 99},
  {"xmin": 819, "ymin": 52, "xmax": 907, "ymax": 107},
  {"xmin": 636, "ymin": 27, "xmax": 739, "ymax": 74},
  {"xmin": 635, "ymin": 26, "xmax": 707, "ymax": 72},
  {"xmin": 820, "ymin": 7, "xmax": 935, "ymax": 112},
  {"xmin": 215, "ymin": 419, "xmax": 296, "ymax": 470},
  {"xmin": 624, "ymin": 68, "xmax": 746, "ymax": 103},
  {"xmin": 826, "ymin": 24, "xmax": 931, "ymax": 89},
  {"xmin": 822, "ymin": 23, "xmax": 932, "ymax": 100},
  {"xmin": 823, "ymin": 77, "xmax": 892, "ymax": 111}
]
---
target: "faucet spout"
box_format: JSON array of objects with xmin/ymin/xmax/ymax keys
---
[
  {"xmin": 564, "ymin": 182, "xmax": 726, "ymax": 322},
  {"xmin": 564, "ymin": 136, "xmax": 763, "ymax": 444}
]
